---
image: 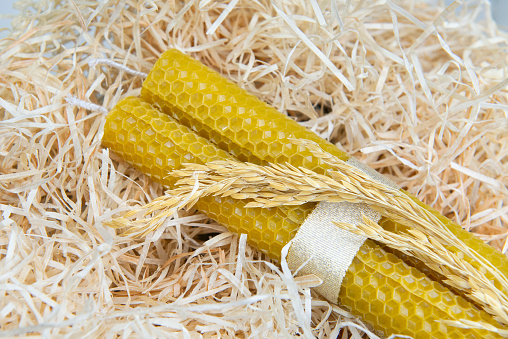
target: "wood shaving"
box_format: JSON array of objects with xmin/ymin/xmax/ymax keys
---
[{"xmin": 1, "ymin": 0, "xmax": 507, "ymax": 337}]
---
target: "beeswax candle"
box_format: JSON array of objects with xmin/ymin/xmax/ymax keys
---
[
  {"xmin": 103, "ymin": 97, "xmax": 503, "ymax": 339},
  {"xmin": 141, "ymin": 49, "xmax": 508, "ymax": 288}
]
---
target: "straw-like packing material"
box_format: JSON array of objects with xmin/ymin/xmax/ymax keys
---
[{"xmin": 0, "ymin": 0, "xmax": 507, "ymax": 337}]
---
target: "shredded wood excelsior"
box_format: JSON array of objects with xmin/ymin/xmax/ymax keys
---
[{"xmin": 1, "ymin": 0, "xmax": 507, "ymax": 337}]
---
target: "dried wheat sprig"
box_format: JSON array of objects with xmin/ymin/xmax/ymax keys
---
[
  {"xmin": 107, "ymin": 172, "xmax": 210, "ymax": 237},
  {"xmin": 107, "ymin": 141, "xmax": 508, "ymax": 329},
  {"xmin": 172, "ymin": 157, "xmax": 499, "ymax": 288},
  {"xmin": 440, "ymin": 319, "xmax": 508, "ymax": 336}
]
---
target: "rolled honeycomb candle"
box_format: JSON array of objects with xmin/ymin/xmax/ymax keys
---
[
  {"xmin": 140, "ymin": 48, "xmax": 508, "ymax": 287},
  {"xmin": 103, "ymin": 97, "xmax": 306, "ymax": 258},
  {"xmin": 103, "ymin": 97, "xmax": 503, "ymax": 338}
]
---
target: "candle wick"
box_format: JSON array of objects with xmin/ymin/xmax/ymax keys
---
[
  {"xmin": 88, "ymin": 58, "xmax": 148, "ymax": 78},
  {"xmin": 65, "ymin": 96, "xmax": 108, "ymax": 114}
]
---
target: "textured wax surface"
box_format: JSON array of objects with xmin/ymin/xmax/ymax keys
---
[
  {"xmin": 342, "ymin": 240, "xmax": 501, "ymax": 339},
  {"xmin": 102, "ymin": 97, "xmax": 305, "ymax": 260},
  {"xmin": 379, "ymin": 220, "xmax": 486, "ymax": 306},
  {"xmin": 141, "ymin": 49, "xmax": 349, "ymax": 170},
  {"xmin": 102, "ymin": 97, "xmax": 503, "ymax": 338},
  {"xmin": 141, "ymin": 48, "xmax": 508, "ymax": 284}
]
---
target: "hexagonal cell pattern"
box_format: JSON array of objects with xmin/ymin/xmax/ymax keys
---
[
  {"xmin": 380, "ymin": 217, "xmax": 505, "ymax": 305},
  {"xmin": 102, "ymin": 97, "xmax": 503, "ymax": 338},
  {"xmin": 141, "ymin": 49, "xmax": 349, "ymax": 170},
  {"xmin": 141, "ymin": 48, "xmax": 508, "ymax": 295},
  {"xmin": 379, "ymin": 238, "xmax": 480, "ymax": 307},
  {"xmin": 102, "ymin": 97, "xmax": 305, "ymax": 261},
  {"xmin": 341, "ymin": 240, "xmax": 503, "ymax": 338}
]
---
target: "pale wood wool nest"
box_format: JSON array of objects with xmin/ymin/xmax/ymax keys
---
[{"xmin": 0, "ymin": 0, "xmax": 507, "ymax": 338}]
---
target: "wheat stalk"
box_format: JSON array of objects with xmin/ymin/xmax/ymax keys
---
[
  {"xmin": 440, "ymin": 319, "xmax": 508, "ymax": 336},
  {"xmin": 106, "ymin": 140, "xmax": 508, "ymax": 330}
]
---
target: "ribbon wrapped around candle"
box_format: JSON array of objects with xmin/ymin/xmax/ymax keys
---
[{"xmin": 102, "ymin": 96, "xmax": 504, "ymax": 338}]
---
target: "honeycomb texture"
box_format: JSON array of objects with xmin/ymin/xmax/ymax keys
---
[
  {"xmin": 141, "ymin": 49, "xmax": 349, "ymax": 171},
  {"xmin": 102, "ymin": 97, "xmax": 304, "ymax": 260},
  {"xmin": 103, "ymin": 97, "xmax": 503, "ymax": 338},
  {"xmin": 342, "ymin": 240, "xmax": 502, "ymax": 339},
  {"xmin": 380, "ymin": 217, "xmax": 505, "ymax": 295},
  {"xmin": 141, "ymin": 48, "xmax": 508, "ymax": 285},
  {"xmin": 379, "ymin": 242, "xmax": 479, "ymax": 308}
]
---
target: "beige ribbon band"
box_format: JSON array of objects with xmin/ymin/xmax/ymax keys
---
[
  {"xmin": 286, "ymin": 201, "xmax": 380, "ymax": 303},
  {"xmin": 285, "ymin": 157, "xmax": 398, "ymax": 303}
]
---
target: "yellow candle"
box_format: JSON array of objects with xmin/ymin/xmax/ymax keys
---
[{"xmin": 102, "ymin": 96, "xmax": 503, "ymax": 338}]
